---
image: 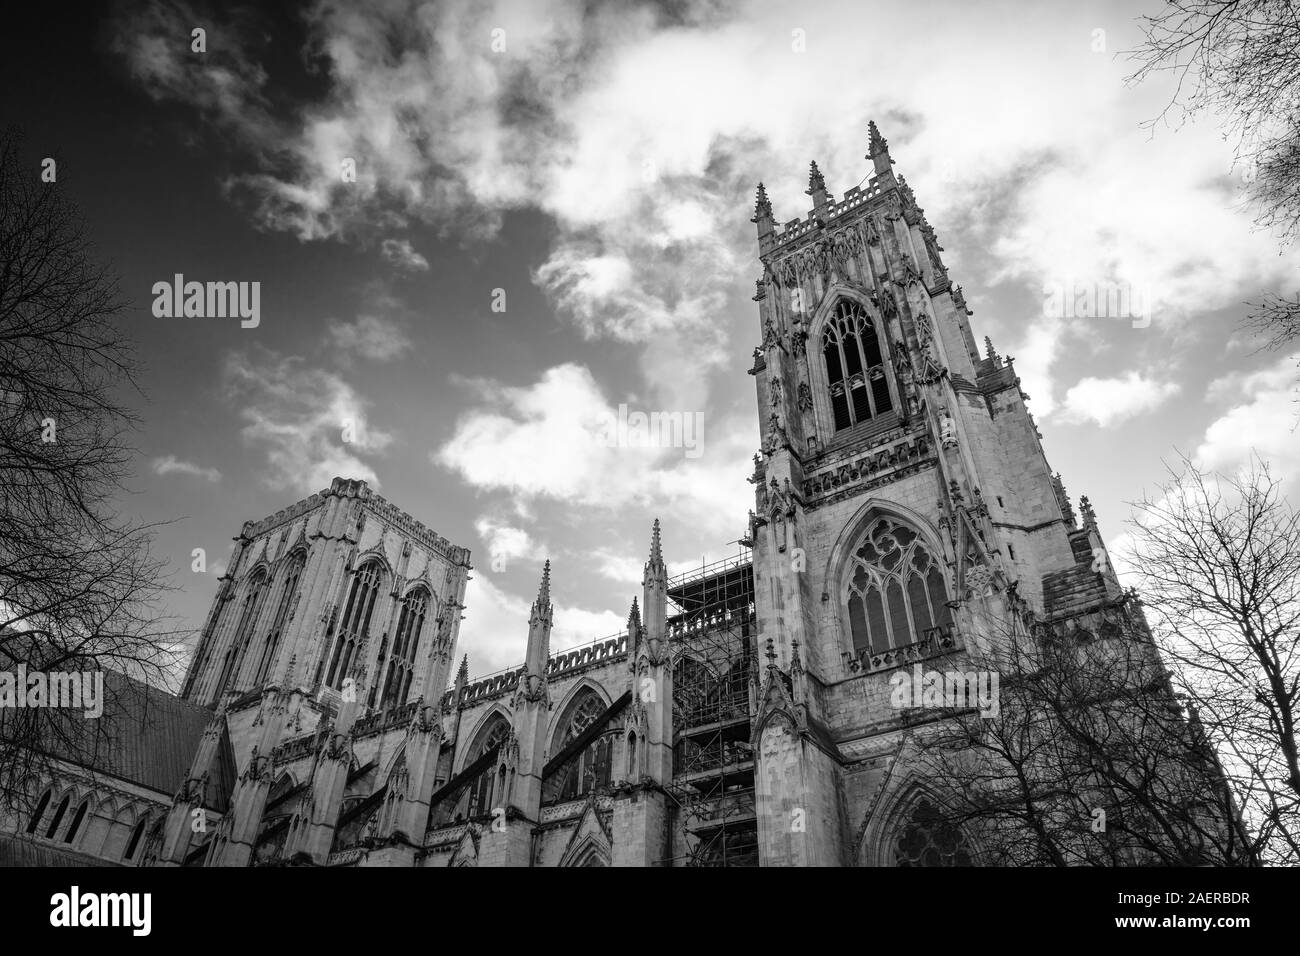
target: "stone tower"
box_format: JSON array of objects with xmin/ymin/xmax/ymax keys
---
[{"xmin": 746, "ymin": 122, "xmax": 1124, "ymax": 866}]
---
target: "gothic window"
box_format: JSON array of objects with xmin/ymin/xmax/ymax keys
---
[
  {"xmin": 63, "ymin": 800, "xmax": 89, "ymax": 844},
  {"xmin": 466, "ymin": 716, "xmax": 510, "ymax": 819},
  {"xmin": 379, "ymin": 589, "xmax": 429, "ymax": 710},
  {"xmin": 555, "ymin": 691, "xmax": 612, "ymax": 802},
  {"xmin": 215, "ymin": 569, "xmax": 269, "ymax": 699},
  {"xmin": 326, "ymin": 561, "xmax": 384, "ymax": 690},
  {"xmin": 45, "ymin": 794, "xmax": 69, "ymax": 839},
  {"xmin": 254, "ymin": 552, "xmax": 306, "ymax": 688},
  {"xmin": 822, "ymin": 299, "xmax": 892, "ymax": 432},
  {"xmin": 894, "ymin": 798, "xmax": 975, "ymax": 866},
  {"xmin": 26, "ymin": 789, "xmax": 51, "ymax": 834},
  {"xmin": 123, "ymin": 817, "xmax": 147, "ymax": 861},
  {"xmin": 844, "ymin": 516, "xmax": 951, "ymax": 657}
]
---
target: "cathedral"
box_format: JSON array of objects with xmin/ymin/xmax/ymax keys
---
[{"xmin": 6, "ymin": 123, "xmax": 1163, "ymax": 867}]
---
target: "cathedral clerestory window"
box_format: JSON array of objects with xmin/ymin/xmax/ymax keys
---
[
  {"xmin": 555, "ymin": 692, "xmax": 612, "ymax": 802},
  {"xmin": 466, "ymin": 717, "xmax": 510, "ymax": 819},
  {"xmin": 822, "ymin": 299, "xmax": 892, "ymax": 431},
  {"xmin": 844, "ymin": 516, "xmax": 951, "ymax": 658}
]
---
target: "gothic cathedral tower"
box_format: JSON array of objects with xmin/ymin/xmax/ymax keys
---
[{"xmin": 747, "ymin": 123, "xmax": 1124, "ymax": 866}]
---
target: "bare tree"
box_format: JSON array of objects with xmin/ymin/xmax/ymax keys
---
[
  {"xmin": 0, "ymin": 128, "xmax": 183, "ymax": 817},
  {"xmin": 1128, "ymin": 1, "xmax": 1300, "ymax": 370},
  {"xmin": 909, "ymin": 594, "xmax": 1248, "ymax": 866},
  {"xmin": 1127, "ymin": 455, "xmax": 1299, "ymax": 864}
]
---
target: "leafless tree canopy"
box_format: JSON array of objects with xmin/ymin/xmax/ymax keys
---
[
  {"xmin": 0, "ymin": 128, "xmax": 183, "ymax": 813},
  {"xmin": 1127, "ymin": 455, "xmax": 1299, "ymax": 864},
  {"xmin": 1129, "ymin": 2, "xmax": 1300, "ymax": 369},
  {"xmin": 911, "ymin": 602, "xmax": 1247, "ymax": 866}
]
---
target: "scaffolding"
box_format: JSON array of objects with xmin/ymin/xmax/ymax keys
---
[{"xmin": 665, "ymin": 548, "xmax": 758, "ymax": 867}]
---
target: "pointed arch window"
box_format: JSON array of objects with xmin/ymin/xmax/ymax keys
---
[
  {"xmin": 822, "ymin": 299, "xmax": 893, "ymax": 431},
  {"xmin": 894, "ymin": 798, "xmax": 975, "ymax": 866},
  {"xmin": 844, "ymin": 516, "xmax": 951, "ymax": 658},
  {"xmin": 215, "ymin": 569, "xmax": 269, "ymax": 699},
  {"xmin": 556, "ymin": 692, "xmax": 612, "ymax": 802},
  {"xmin": 63, "ymin": 800, "xmax": 89, "ymax": 844},
  {"xmin": 123, "ymin": 817, "xmax": 147, "ymax": 861},
  {"xmin": 26, "ymin": 789, "xmax": 51, "ymax": 834},
  {"xmin": 379, "ymin": 589, "xmax": 429, "ymax": 710},
  {"xmin": 254, "ymin": 552, "xmax": 306, "ymax": 688},
  {"xmin": 466, "ymin": 717, "xmax": 510, "ymax": 819},
  {"xmin": 327, "ymin": 561, "xmax": 384, "ymax": 690},
  {"xmin": 44, "ymin": 794, "xmax": 70, "ymax": 839}
]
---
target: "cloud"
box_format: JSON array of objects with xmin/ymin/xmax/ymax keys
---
[
  {"xmin": 327, "ymin": 313, "xmax": 411, "ymax": 362},
  {"xmin": 222, "ymin": 347, "xmax": 393, "ymax": 493},
  {"xmin": 380, "ymin": 238, "xmax": 430, "ymax": 273},
  {"xmin": 458, "ymin": 571, "xmax": 626, "ymax": 675},
  {"xmin": 1056, "ymin": 371, "xmax": 1182, "ymax": 427},
  {"xmin": 151, "ymin": 454, "xmax": 221, "ymax": 482},
  {"xmin": 432, "ymin": 363, "xmax": 753, "ymax": 538},
  {"xmin": 475, "ymin": 515, "xmax": 539, "ymax": 568},
  {"xmin": 110, "ymin": 0, "xmax": 1300, "ymax": 423},
  {"xmin": 1194, "ymin": 358, "xmax": 1300, "ymax": 481}
]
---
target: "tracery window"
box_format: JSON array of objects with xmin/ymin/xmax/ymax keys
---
[
  {"xmin": 379, "ymin": 589, "xmax": 428, "ymax": 709},
  {"xmin": 254, "ymin": 552, "xmax": 305, "ymax": 687},
  {"xmin": 327, "ymin": 561, "xmax": 384, "ymax": 690},
  {"xmin": 844, "ymin": 516, "xmax": 951, "ymax": 657},
  {"xmin": 215, "ymin": 569, "xmax": 269, "ymax": 698},
  {"xmin": 466, "ymin": 717, "xmax": 510, "ymax": 819},
  {"xmin": 555, "ymin": 692, "xmax": 612, "ymax": 802},
  {"xmin": 822, "ymin": 299, "xmax": 892, "ymax": 431},
  {"xmin": 894, "ymin": 798, "xmax": 974, "ymax": 866}
]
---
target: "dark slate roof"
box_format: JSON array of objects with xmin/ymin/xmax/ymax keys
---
[
  {"xmin": 22, "ymin": 670, "xmax": 234, "ymax": 812},
  {"xmin": 0, "ymin": 834, "xmax": 116, "ymax": 867}
]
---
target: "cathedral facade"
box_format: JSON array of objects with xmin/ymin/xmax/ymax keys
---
[{"xmin": 80, "ymin": 122, "xmax": 1154, "ymax": 867}]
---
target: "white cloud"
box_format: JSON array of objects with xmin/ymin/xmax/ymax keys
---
[
  {"xmin": 327, "ymin": 313, "xmax": 411, "ymax": 362},
  {"xmin": 1194, "ymin": 358, "xmax": 1300, "ymax": 482},
  {"xmin": 380, "ymin": 238, "xmax": 430, "ymax": 273},
  {"xmin": 475, "ymin": 515, "xmax": 539, "ymax": 569},
  {"xmin": 152, "ymin": 454, "xmax": 221, "ymax": 482},
  {"xmin": 457, "ymin": 571, "xmax": 626, "ymax": 676},
  {"xmin": 433, "ymin": 363, "xmax": 753, "ymax": 538},
  {"xmin": 1056, "ymin": 371, "xmax": 1182, "ymax": 427},
  {"xmin": 223, "ymin": 347, "xmax": 393, "ymax": 493},
  {"xmin": 111, "ymin": 0, "xmax": 1300, "ymax": 421}
]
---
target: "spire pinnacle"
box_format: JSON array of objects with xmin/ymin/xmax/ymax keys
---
[
  {"xmin": 535, "ymin": 559, "xmax": 552, "ymax": 608},
  {"xmin": 456, "ymin": 653, "xmax": 469, "ymax": 687},
  {"xmin": 752, "ymin": 182, "xmax": 772, "ymax": 223},
  {"xmin": 650, "ymin": 519, "xmax": 662, "ymax": 565},
  {"xmin": 627, "ymin": 596, "xmax": 642, "ymax": 633},
  {"xmin": 867, "ymin": 120, "xmax": 888, "ymax": 156},
  {"xmin": 867, "ymin": 120, "xmax": 893, "ymax": 176},
  {"xmin": 806, "ymin": 161, "xmax": 826, "ymax": 196},
  {"xmin": 1079, "ymin": 496, "xmax": 1097, "ymax": 530}
]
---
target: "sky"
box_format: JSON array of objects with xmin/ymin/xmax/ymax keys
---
[{"xmin": 2, "ymin": 0, "xmax": 1296, "ymax": 681}]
